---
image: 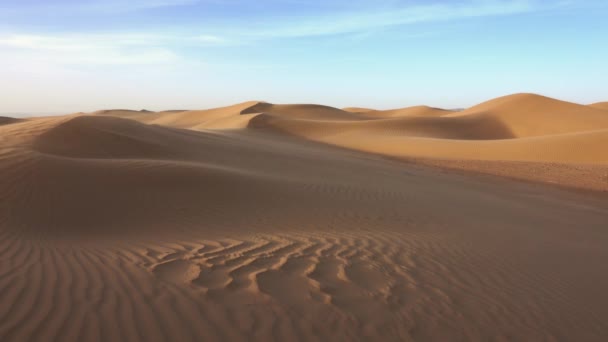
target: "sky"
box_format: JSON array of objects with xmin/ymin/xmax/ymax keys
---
[{"xmin": 0, "ymin": 0, "xmax": 607, "ymax": 114}]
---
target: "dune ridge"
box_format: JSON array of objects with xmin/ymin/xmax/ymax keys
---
[{"xmin": 590, "ymin": 102, "xmax": 608, "ymax": 110}]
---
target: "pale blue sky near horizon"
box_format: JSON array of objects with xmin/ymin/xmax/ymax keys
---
[{"xmin": 0, "ymin": 0, "xmax": 607, "ymax": 114}]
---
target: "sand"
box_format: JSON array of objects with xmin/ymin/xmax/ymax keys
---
[
  {"xmin": 1, "ymin": 93, "xmax": 608, "ymax": 341},
  {"xmin": 0, "ymin": 117, "xmax": 22, "ymax": 126},
  {"xmin": 589, "ymin": 102, "xmax": 608, "ymax": 110}
]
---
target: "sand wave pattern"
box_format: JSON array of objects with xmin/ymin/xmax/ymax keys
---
[{"xmin": 3, "ymin": 228, "xmax": 608, "ymax": 342}]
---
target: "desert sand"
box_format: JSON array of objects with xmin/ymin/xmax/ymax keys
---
[
  {"xmin": 1, "ymin": 93, "xmax": 608, "ymax": 341},
  {"xmin": 590, "ymin": 102, "xmax": 608, "ymax": 110}
]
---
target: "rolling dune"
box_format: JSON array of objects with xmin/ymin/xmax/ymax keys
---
[
  {"xmin": 0, "ymin": 116, "xmax": 22, "ymax": 126},
  {"xmin": 353, "ymin": 105, "xmax": 453, "ymax": 118},
  {"xmin": 250, "ymin": 114, "xmax": 608, "ymax": 164},
  {"xmin": 239, "ymin": 102, "xmax": 366, "ymax": 120},
  {"xmin": 242, "ymin": 93, "xmax": 608, "ymax": 189},
  {"xmin": 590, "ymin": 102, "xmax": 608, "ymax": 110},
  {"xmin": 2, "ymin": 93, "xmax": 608, "ymax": 341},
  {"xmin": 449, "ymin": 93, "xmax": 608, "ymax": 137}
]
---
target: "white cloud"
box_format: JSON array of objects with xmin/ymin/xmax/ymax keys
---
[
  {"xmin": 0, "ymin": 32, "xmax": 229, "ymax": 66},
  {"xmin": 193, "ymin": 35, "xmax": 227, "ymax": 44},
  {"xmin": 0, "ymin": 34, "xmax": 175, "ymax": 66},
  {"xmin": 243, "ymin": 0, "xmax": 540, "ymax": 38},
  {"xmin": 43, "ymin": 0, "xmax": 201, "ymax": 14}
]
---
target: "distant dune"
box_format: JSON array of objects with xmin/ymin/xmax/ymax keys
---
[
  {"xmin": 346, "ymin": 106, "xmax": 452, "ymax": 118},
  {"xmin": 1, "ymin": 93, "xmax": 608, "ymax": 341},
  {"xmin": 246, "ymin": 93, "xmax": 608, "ymax": 168},
  {"xmin": 590, "ymin": 101, "xmax": 608, "ymax": 110},
  {"xmin": 451, "ymin": 93, "xmax": 608, "ymax": 137},
  {"xmin": 0, "ymin": 116, "xmax": 22, "ymax": 126},
  {"xmin": 81, "ymin": 93, "xmax": 608, "ymax": 187}
]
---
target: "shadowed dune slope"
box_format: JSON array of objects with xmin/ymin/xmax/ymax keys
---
[
  {"xmin": 1, "ymin": 115, "xmax": 332, "ymax": 236},
  {"xmin": 0, "ymin": 116, "xmax": 22, "ymax": 126},
  {"xmin": 249, "ymin": 113, "xmax": 515, "ymax": 140},
  {"xmin": 34, "ymin": 116, "xmax": 193, "ymax": 159}
]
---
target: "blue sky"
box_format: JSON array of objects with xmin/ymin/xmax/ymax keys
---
[{"xmin": 1, "ymin": 0, "xmax": 607, "ymax": 113}]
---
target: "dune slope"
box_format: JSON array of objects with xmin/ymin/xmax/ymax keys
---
[
  {"xmin": 590, "ymin": 102, "xmax": 608, "ymax": 110},
  {"xmin": 0, "ymin": 116, "xmax": 22, "ymax": 126},
  {"xmin": 452, "ymin": 93, "xmax": 608, "ymax": 137}
]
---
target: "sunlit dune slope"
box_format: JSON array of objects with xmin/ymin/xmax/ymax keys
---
[{"xmin": 589, "ymin": 102, "xmax": 608, "ymax": 110}]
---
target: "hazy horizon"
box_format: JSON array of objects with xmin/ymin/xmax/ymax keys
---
[{"xmin": 1, "ymin": 0, "xmax": 607, "ymax": 113}]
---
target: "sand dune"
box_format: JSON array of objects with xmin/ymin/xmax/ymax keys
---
[
  {"xmin": 249, "ymin": 112, "xmax": 515, "ymax": 140},
  {"xmin": 590, "ymin": 102, "xmax": 608, "ymax": 110},
  {"xmin": 342, "ymin": 106, "xmax": 374, "ymax": 113},
  {"xmin": 451, "ymin": 93, "xmax": 608, "ymax": 137},
  {"xmin": 2, "ymin": 93, "xmax": 608, "ymax": 341},
  {"xmin": 101, "ymin": 101, "xmax": 367, "ymax": 130},
  {"xmin": 251, "ymin": 114, "xmax": 608, "ymax": 163},
  {"xmin": 141, "ymin": 101, "xmax": 262, "ymax": 128},
  {"xmin": 247, "ymin": 94, "xmax": 608, "ymax": 167},
  {"xmin": 0, "ymin": 116, "xmax": 21, "ymax": 126},
  {"xmin": 239, "ymin": 102, "xmax": 366, "ymax": 120},
  {"xmin": 358, "ymin": 105, "xmax": 453, "ymax": 118},
  {"xmin": 91, "ymin": 109, "xmax": 183, "ymax": 124}
]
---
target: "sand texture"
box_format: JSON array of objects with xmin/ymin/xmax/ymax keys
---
[{"xmin": 1, "ymin": 93, "xmax": 608, "ymax": 341}]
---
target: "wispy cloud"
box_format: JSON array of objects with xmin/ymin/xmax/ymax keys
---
[
  {"xmin": 76, "ymin": 0, "xmax": 201, "ymax": 13},
  {"xmin": 241, "ymin": 0, "xmax": 542, "ymax": 38},
  {"xmin": 0, "ymin": 1, "xmax": 584, "ymax": 68},
  {"xmin": 6, "ymin": 0, "xmax": 202, "ymax": 14},
  {"xmin": 0, "ymin": 32, "xmax": 227, "ymax": 66}
]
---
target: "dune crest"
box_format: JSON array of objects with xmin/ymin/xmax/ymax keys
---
[{"xmin": 590, "ymin": 101, "xmax": 608, "ymax": 110}]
